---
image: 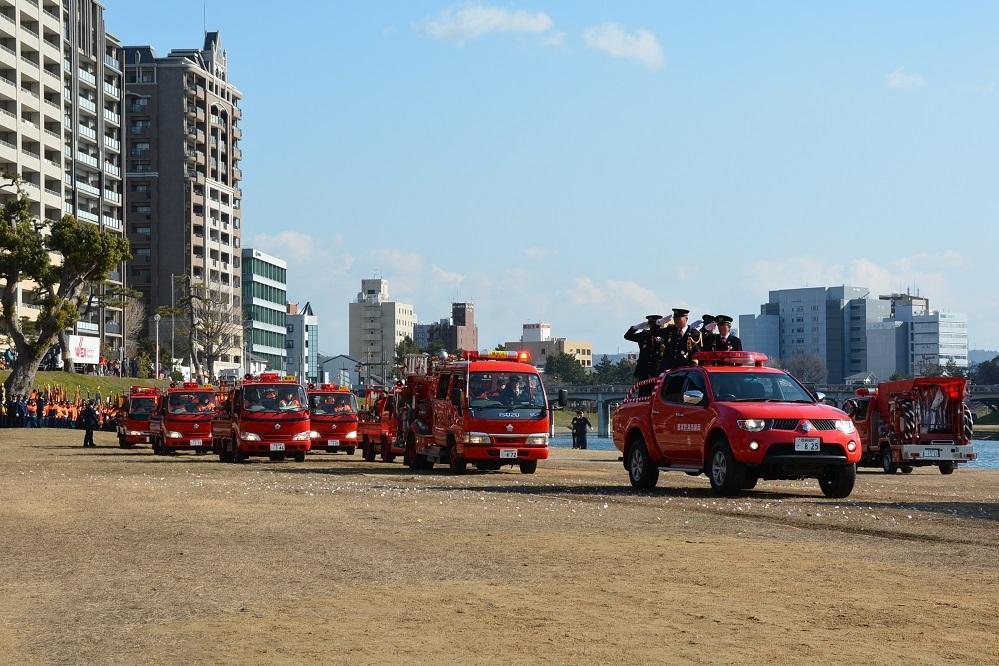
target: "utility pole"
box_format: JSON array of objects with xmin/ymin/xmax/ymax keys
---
[{"xmin": 170, "ymin": 273, "xmax": 175, "ymax": 373}]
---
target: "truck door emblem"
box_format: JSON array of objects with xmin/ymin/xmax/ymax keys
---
[
  {"xmin": 801, "ymin": 421, "xmax": 812, "ymax": 432},
  {"xmin": 506, "ymin": 424, "xmax": 514, "ymax": 432},
  {"xmin": 274, "ymin": 423, "xmax": 281, "ymax": 431}
]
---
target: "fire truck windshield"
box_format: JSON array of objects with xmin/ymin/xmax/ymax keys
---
[
  {"xmin": 708, "ymin": 371, "xmax": 815, "ymax": 403},
  {"xmin": 242, "ymin": 385, "xmax": 308, "ymax": 413},
  {"xmin": 310, "ymin": 393, "xmax": 357, "ymax": 415},
  {"xmin": 167, "ymin": 392, "xmax": 215, "ymax": 414},
  {"xmin": 129, "ymin": 397, "xmax": 155, "ymax": 418},
  {"xmin": 467, "ymin": 372, "xmax": 546, "ymax": 414}
]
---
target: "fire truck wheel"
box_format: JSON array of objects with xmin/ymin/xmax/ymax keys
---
[
  {"xmin": 819, "ymin": 464, "xmax": 857, "ymax": 499},
  {"xmin": 519, "ymin": 460, "xmax": 538, "ymax": 474},
  {"xmin": 344, "ymin": 447, "xmax": 355, "ymax": 456},
  {"xmin": 880, "ymin": 446, "xmax": 897, "ymax": 474},
  {"xmin": 627, "ymin": 437, "xmax": 659, "ymax": 491},
  {"xmin": 294, "ymin": 452, "xmax": 306, "ymax": 463},
  {"xmin": 939, "ymin": 461, "xmax": 955, "ymax": 475},
  {"xmin": 362, "ymin": 441, "xmax": 376, "ymax": 462},
  {"xmin": 448, "ymin": 445, "xmax": 467, "ymax": 474},
  {"xmin": 900, "ymin": 465, "xmax": 913, "ymax": 474},
  {"xmin": 708, "ymin": 440, "xmax": 745, "ymax": 496},
  {"xmin": 381, "ymin": 437, "xmax": 395, "ymax": 463}
]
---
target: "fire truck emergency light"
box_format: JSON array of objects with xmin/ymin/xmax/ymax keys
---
[{"xmin": 693, "ymin": 351, "xmax": 769, "ymax": 367}]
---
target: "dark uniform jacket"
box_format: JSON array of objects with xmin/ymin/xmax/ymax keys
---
[
  {"xmin": 571, "ymin": 416, "xmax": 592, "ymax": 436},
  {"xmin": 624, "ymin": 326, "xmax": 666, "ymax": 380},
  {"xmin": 81, "ymin": 405, "xmax": 99, "ymax": 430},
  {"xmin": 660, "ymin": 326, "xmax": 702, "ymax": 371},
  {"xmin": 700, "ymin": 330, "xmax": 717, "ymax": 354},
  {"xmin": 710, "ymin": 335, "xmax": 742, "ymax": 352}
]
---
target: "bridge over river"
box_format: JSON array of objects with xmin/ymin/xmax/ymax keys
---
[{"xmin": 555, "ymin": 383, "xmax": 999, "ymax": 438}]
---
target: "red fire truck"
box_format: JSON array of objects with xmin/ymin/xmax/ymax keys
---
[
  {"xmin": 842, "ymin": 377, "xmax": 976, "ymax": 474},
  {"xmin": 211, "ymin": 373, "xmax": 312, "ymax": 463},
  {"xmin": 389, "ymin": 351, "xmax": 566, "ymax": 474},
  {"xmin": 305, "ymin": 384, "xmax": 359, "ymax": 455},
  {"xmin": 116, "ymin": 386, "xmax": 159, "ymax": 448},
  {"xmin": 356, "ymin": 386, "xmax": 402, "ymax": 462},
  {"xmin": 148, "ymin": 382, "xmax": 217, "ymax": 455}
]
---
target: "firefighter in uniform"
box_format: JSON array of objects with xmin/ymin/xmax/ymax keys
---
[
  {"xmin": 710, "ymin": 315, "xmax": 742, "ymax": 351},
  {"xmin": 699, "ymin": 314, "xmax": 718, "ymax": 353},
  {"xmin": 624, "ymin": 314, "xmax": 669, "ymax": 381},
  {"xmin": 660, "ymin": 308, "xmax": 702, "ymax": 371}
]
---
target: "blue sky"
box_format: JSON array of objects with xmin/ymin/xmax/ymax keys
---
[{"xmin": 108, "ymin": 1, "xmax": 999, "ymax": 354}]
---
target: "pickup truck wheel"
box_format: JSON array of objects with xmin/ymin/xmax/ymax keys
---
[
  {"xmin": 627, "ymin": 438, "xmax": 659, "ymax": 491},
  {"xmin": 708, "ymin": 441, "xmax": 745, "ymax": 495},
  {"xmin": 294, "ymin": 452, "xmax": 306, "ymax": 463},
  {"xmin": 448, "ymin": 445, "xmax": 467, "ymax": 474},
  {"xmin": 741, "ymin": 474, "xmax": 759, "ymax": 490},
  {"xmin": 880, "ymin": 446, "xmax": 897, "ymax": 474},
  {"xmin": 519, "ymin": 460, "xmax": 538, "ymax": 474},
  {"xmin": 819, "ymin": 464, "xmax": 856, "ymax": 498},
  {"xmin": 362, "ymin": 440, "xmax": 377, "ymax": 462},
  {"xmin": 939, "ymin": 461, "xmax": 955, "ymax": 475},
  {"xmin": 900, "ymin": 465, "xmax": 914, "ymax": 474},
  {"xmin": 381, "ymin": 437, "xmax": 395, "ymax": 463}
]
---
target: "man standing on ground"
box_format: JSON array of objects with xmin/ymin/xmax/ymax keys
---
[
  {"xmin": 81, "ymin": 400, "xmax": 99, "ymax": 448},
  {"xmin": 571, "ymin": 410, "xmax": 592, "ymax": 450}
]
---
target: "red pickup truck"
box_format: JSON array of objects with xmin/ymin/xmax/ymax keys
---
[{"xmin": 612, "ymin": 352, "xmax": 862, "ymax": 498}]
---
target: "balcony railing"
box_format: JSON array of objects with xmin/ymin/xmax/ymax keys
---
[
  {"xmin": 103, "ymin": 107, "xmax": 119, "ymax": 125},
  {"xmin": 103, "ymin": 161, "xmax": 120, "ymax": 177},
  {"xmin": 103, "ymin": 189, "xmax": 121, "ymax": 204},
  {"xmin": 103, "ymin": 81, "xmax": 119, "ymax": 98},
  {"xmin": 77, "ymin": 209, "xmax": 99, "ymax": 223},
  {"xmin": 77, "ymin": 68, "xmax": 96, "ymax": 86},
  {"xmin": 102, "ymin": 215, "xmax": 122, "ymax": 229},
  {"xmin": 78, "ymin": 124, "xmax": 96, "ymax": 140},
  {"xmin": 76, "ymin": 151, "xmax": 98, "ymax": 168},
  {"xmin": 103, "ymin": 135, "xmax": 119, "ymax": 152},
  {"xmin": 75, "ymin": 179, "xmax": 100, "ymax": 196},
  {"xmin": 78, "ymin": 96, "xmax": 96, "ymax": 113},
  {"xmin": 104, "ymin": 54, "xmax": 120, "ymax": 71}
]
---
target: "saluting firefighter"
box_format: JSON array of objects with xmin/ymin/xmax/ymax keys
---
[
  {"xmin": 699, "ymin": 314, "xmax": 718, "ymax": 352},
  {"xmin": 624, "ymin": 314, "xmax": 671, "ymax": 381},
  {"xmin": 660, "ymin": 308, "xmax": 702, "ymax": 371},
  {"xmin": 710, "ymin": 315, "xmax": 742, "ymax": 351}
]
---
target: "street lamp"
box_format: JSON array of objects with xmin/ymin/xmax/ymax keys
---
[{"xmin": 153, "ymin": 313, "xmax": 161, "ymax": 379}]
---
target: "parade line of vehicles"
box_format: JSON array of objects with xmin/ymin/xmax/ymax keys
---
[{"xmin": 109, "ymin": 349, "xmax": 976, "ymax": 499}]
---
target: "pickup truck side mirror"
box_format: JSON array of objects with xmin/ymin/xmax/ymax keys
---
[
  {"xmin": 682, "ymin": 389, "xmax": 705, "ymax": 406},
  {"xmin": 814, "ymin": 391, "xmax": 826, "ymax": 403},
  {"xmin": 558, "ymin": 389, "xmax": 568, "ymax": 407}
]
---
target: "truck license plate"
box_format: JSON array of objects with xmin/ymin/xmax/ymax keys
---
[
  {"xmin": 794, "ymin": 437, "xmax": 821, "ymax": 452},
  {"xmin": 269, "ymin": 443, "xmax": 285, "ymax": 452},
  {"xmin": 190, "ymin": 439, "xmax": 203, "ymax": 447},
  {"xmin": 499, "ymin": 449, "xmax": 518, "ymax": 459},
  {"xmin": 924, "ymin": 448, "xmax": 940, "ymax": 458},
  {"xmin": 328, "ymin": 440, "xmax": 340, "ymax": 447}
]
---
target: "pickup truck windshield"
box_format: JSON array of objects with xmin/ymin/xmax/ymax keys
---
[
  {"xmin": 168, "ymin": 392, "xmax": 215, "ymax": 414},
  {"xmin": 467, "ymin": 372, "xmax": 546, "ymax": 413},
  {"xmin": 310, "ymin": 393, "xmax": 357, "ymax": 415},
  {"xmin": 242, "ymin": 384, "xmax": 308, "ymax": 413},
  {"xmin": 708, "ymin": 371, "xmax": 814, "ymax": 403}
]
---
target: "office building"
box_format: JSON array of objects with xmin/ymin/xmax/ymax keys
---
[
  {"xmin": 241, "ymin": 248, "xmax": 286, "ymax": 371},
  {"xmin": 413, "ymin": 302, "xmax": 478, "ymax": 352},
  {"xmin": 348, "ymin": 278, "xmax": 416, "ymax": 378},
  {"xmin": 0, "ymin": 0, "xmax": 126, "ymax": 358},
  {"xmin": 507, "ymin": 323, "xmax": 593, "ymax": 368},
  {"xmin": 123, "ymin": 32, "xmax": 244, "ymax": 373},
  {"xmin": 285, "ymin": 301, "xmax": 318, "ymax": 383}
]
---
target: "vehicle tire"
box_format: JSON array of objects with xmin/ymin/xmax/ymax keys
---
[
  {"xmin": 405, "ymin": 435, "xmax": 419, "ymax": 470},
  {"xmin": 448, "ymin": 444, "xmax": 467, "ymax": 474},
  {"xmin": 741, "ymin": 474, "xmax": 759, "ymax": 490},
  {"xmin": 900, "ymin": 465, "xmax": 914, "ymax": 474},
  {"xmin": 218, "ymin": 438, "xmax": 232, "ymax": 463},
  {"xmin": 362, "ymin": 440, "xmax": 377, "ymax": 462},
  {"xmin": 626, "ymin": 437, "xmax": 659, "ymax": 491},
  {"xmin": 344, "ymin": 447, "xmax": 355, "ymax": 456},
  {"xmin": 234, "ymin": 450, "xmax": 247, "ymax": 464},
  {"xmin": 708, "ymin": 440, "xmax": 745, "ymax": 496},
  {"xmin": 519, "ymin": 460, "xmax": 538, "ymax": 474},
  {"xmin": 294, "ymin": 452, "xmax": 306, "ymax": 463},
  {"xmin": 381, "ymin": 437, "xmax": 395, "ymax": 463},
  {"xmin": 880, "ymin": 446, "xmax": 897, "ymax": 474},
  {"xmin": 939, "ymin": 461, "xmax": 955, "ymax": 475},
  {"xmin": 819, "ymin": 464, "xmax": 857, "ymax": 498}
]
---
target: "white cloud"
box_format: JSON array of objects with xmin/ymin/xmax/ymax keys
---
[
  {"xmin": 582, "ymin": 23, "xmax": 664, "ymax": 70},
  {"xmin": 541, "ymin": 31, "xmax": 565, "ymax": 48},
  {"xmin": 253, "ymin": 230, "xmax": 354, "ymax": 273},
  {"xmin": 431, "ymin": 264, "xmax": 465, "ymax": 285},
  {"xmin": 523, "ymin": 246, "xmax": 552, "ymax": 260},
  {"xmin": 417, "ymin": 4, "xmax": 554, "ymax": 44},
  {"xmin": 886, "ymin": 67, "xmax": 925, "ymax": 90}
]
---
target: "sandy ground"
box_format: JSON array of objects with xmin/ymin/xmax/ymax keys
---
[{"xmin": 1, "ymin": 429, "xmax": 997, "ymax": 665}]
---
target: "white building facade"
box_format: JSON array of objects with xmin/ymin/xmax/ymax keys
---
[
  {"xmin": 347, "ymin": 278, "xmax": 415, "ymax": 382},
  {"xmin": 285, "ymin": 301, "xmax": 319, "ymax": 383}
]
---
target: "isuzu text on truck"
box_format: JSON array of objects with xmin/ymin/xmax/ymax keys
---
[
  {"xmin": 390, "ymin": 351, "xmax": 567, "ymax": 473},
  {"xmin": 842, "ymin": 377, "xmax": 976, "ymax": 474},
  {"xmin": 612, "ymin": 351, "xmax": 862, "ymax": 498},
  {"xmin": 117, "ymin": 386, "xmax": 159, "ymax": 448},
  {"xmin": 148, "ymin": 382, "xmax": 217, "ymax": 455},
  {"xmin": 211, "ymin": 373, "xmax": 312, "ymax": 463},
  {"xmin": 305, "ymin": 384, "xmax": 359, "ymax": 455}
]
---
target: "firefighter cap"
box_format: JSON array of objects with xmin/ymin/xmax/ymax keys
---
[
  {"xmin": 702, "ymin": 314, "xmax": 717, "ymax": 324},
  {"xmin": 672, "ymin": 308, "xmax": 690, "ymax": 318},
  {"xmin": 715, "ymin": 315, "xmax": 734, "ymax": 325},
  {"xmin": 645, "ymin": 314, "xmax": 664, "ymax": 323}
]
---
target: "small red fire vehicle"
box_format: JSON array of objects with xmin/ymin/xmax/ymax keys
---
[
  {"xmin": 211, "ymin": 373, "xmax": 312, "ymax": 463},
  {"xmin": 842, "ymin": 377, "xmax": 976, "ymax": 474},
  {"xmin": 116, "ymin": 386, "xmax": 159, "ymax": 448},
  {"xmin": 612, "ymin": 351, "xmax": 862, "ymax": 497},
  {"xmin": 305, "ymin": 384, "xmax": 359, "ymax": 455},
  {"xmin": 356, "ymin": 385, "xmax": 402, "ymax": 462},
  {"xmin": 148, "ymin": 382, "xmax": 217, "ymax": 455}
]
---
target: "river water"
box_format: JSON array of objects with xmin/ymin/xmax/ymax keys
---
[{"xmin": 550, "ymin": 435, "xmax": 999, "ymax": 470}]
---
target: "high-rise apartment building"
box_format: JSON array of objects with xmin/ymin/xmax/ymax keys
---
[
  {"xmin": 285, "ymin": 301, "xmax": 319, "ymax": 383},
  {"xmin": 348, "ymin": 278, "xmax": 416, "ymax": 379},
  {"xmin": 123, "ymin": 32, "xmax": 243, "ymax": 373},
  {"xmin": 0, "ymin": 0, "xmax": 126, "ymax": 359},
  {"xmin": 241, "ymin": 248, "xmax": 286, "ymax": 371}
]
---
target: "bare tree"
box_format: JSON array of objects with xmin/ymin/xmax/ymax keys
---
[
  {"xmin": 173, "ymin": 276, "xmax": 240, "ymax": 379},
  {"xmin": 774, "ymin": 354, "xmax": 828, "ymax": 384},
  {"xmin": 123, "ymin": 295, "xmax": 145, "ymax": 358}
]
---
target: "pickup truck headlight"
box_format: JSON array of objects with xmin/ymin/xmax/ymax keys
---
[
  {"xmin": 737, "ymin": 419, "xmax": 768, "ymax": 432},
  {"xmin": 834, "ymin": 420, "xmax": 856, "ymax": 434},
  {"xmin": 309, "ymin": 431, "xmax": 320, "ymax": 439},
  {"xmin": 467, "ymin": 432, "xmax": 490, "ymax": 444},
  {"xmin": 292, "ymin": 431, "xmax": 311, "ymax": 441},
  {"xmin": 165, "ymin": 431, "xmax": 183, "ymax": 439},
  {"xmin": 526, "ymin": 434, "xmax": 548, "ymax": 445},
  {"xmin": 344, "ymin": 430, "xmax": 357, "ymax": 439},
  {"xmin": 240, "ymin": 432, "xmax": 261, "ymax": 441}
]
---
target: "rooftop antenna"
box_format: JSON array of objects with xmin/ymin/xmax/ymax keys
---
[{"xmin": 203, "ymin": 0, "xmax": 207, "ymax": 36}]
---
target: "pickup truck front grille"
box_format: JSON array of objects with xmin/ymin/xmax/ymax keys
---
[
  {"xmin": 808, "ymin": 419, "xmax": 837, "ymax": 431},
  {"xmin": 770, "ymin": 419, "xmax": 799, "ymax": 431}
]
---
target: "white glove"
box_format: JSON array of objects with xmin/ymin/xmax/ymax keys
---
[
  {"xmin": 691, "ymin": 319, "xmax": 704, "ymax": 330},
  {"xmin": 632, "ymin": 320, "xmax": 650, "ymax": 331},
  {"xmin": 656, "ymin": 315, "xmax": 673, "ymax": 326},
  {"xmin": 705, "ymin": 322, "xmax": 718, "ymax": 333}
]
